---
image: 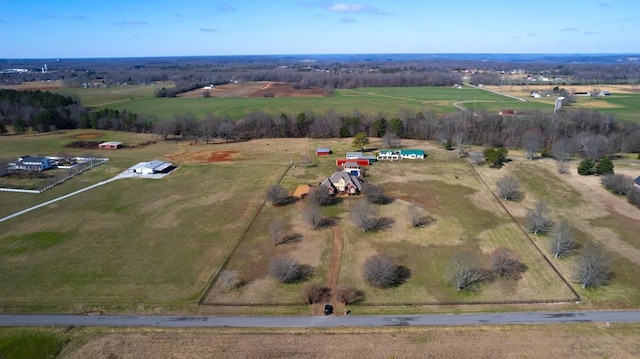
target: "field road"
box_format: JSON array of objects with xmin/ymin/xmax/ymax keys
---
[
  {"xmin": 0, "ymin": 170, "xmax": 165, "ymax": 224},
  {"xmin": 1, "ymin": 311, "xmax": 639, "ymax": 328}
]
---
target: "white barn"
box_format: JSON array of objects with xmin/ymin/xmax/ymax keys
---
[{"xmin": 129, "ymin": 160, "xmax": 173, "ymax": 175}]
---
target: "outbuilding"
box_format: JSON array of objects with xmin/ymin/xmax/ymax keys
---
[
  {"xmin": 316, "ymin": 147, "xmax": 331, "ymax": 156},
  {"xmin": 98, "ymin": 141, "xmax": 123, "ymax": 149},
  {"xmin": 129, "ymin": 160, "xmax": 173, "ymax": 175}
]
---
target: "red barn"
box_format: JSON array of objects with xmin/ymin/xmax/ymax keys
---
[
  {"xmin": 336, "ymin": 158, "xmax": 369, "ymax": 166},
  {"xmin": 316, "ymin": 147, "xmax": 331, "ymax": 156}
]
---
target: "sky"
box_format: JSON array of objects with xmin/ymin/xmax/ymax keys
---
[{"xmin": 0, "ymin": 0, "xmax": 638, "ymax": 58}]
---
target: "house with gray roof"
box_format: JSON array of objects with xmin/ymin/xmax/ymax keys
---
[
  {"xmin": 321, "ymin": 171, "xmax": 363, "ymax": 195},
  {"xmin": 14, "ymin": 156, "xmax": 54, "ymax": 171}
]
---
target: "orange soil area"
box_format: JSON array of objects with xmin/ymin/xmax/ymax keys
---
[
  {"xmin": 166, "ymin": 150, "xmax": 243, "ymax": 163},
  {"xmin": 70, "ymin": 133, "xmax": 104, "ymax": 139}
]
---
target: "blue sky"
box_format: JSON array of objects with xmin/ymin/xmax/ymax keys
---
[{"xmin": 0, "ymin": 0, "xmax": 637, "ymax": 58}]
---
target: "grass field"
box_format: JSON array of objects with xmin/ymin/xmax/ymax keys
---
[
  {"xmin": 54, "ymin": 83, "xmax": 640, "ymax": 123},
  {"xmin": 1, "ymin": 132, "xmax": 639, "ymax": 314}
]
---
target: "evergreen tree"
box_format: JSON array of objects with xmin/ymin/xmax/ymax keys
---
[
  {"xmin": 595, "ymin": 156, "xmax": 614, "ymax": 175},
  {"xmin": 577, "ymin": 158, "xmax": 596, "ymax": 175}
]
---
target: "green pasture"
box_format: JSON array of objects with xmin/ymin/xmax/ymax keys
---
[
  {"xmin": 58, "ymin": 84, "xmax": 640, "ymax": 122},
  {"xmin": 0, "ymin": 328, "xmax": 67, "ymax": 359},
  {"xmin": 0, "ymin": 130, "xmax": 290, "ymax": 312},
  {"xmin": 57, "ymin": 83, "xmax": 170, "ymax": 108}
]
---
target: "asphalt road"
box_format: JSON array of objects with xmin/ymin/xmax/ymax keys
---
[{"xmin": 1, "ymin": 311, "xmax": 638, "ymax": 328}]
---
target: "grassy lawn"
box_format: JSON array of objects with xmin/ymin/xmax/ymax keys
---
[
  {"xmin": 0, "ymin": 131, "xmax": 293, "ymax": 313},
  {"xmin": 0, "ymin": 328, "xmax": 68, "ymax": 359},
  {"xmin": 1, "ymin": 133, "xmax": 639, "ymax": 313}
]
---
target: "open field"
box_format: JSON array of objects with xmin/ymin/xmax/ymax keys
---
[
  {"xmin": 179, "ymin": 81, "xmax": 328, "ymax": 98},
  {"xmin": 50, "ymin": 83, "xmax": 640, "ymax": 122},
  {"xmin": 39, "ymin": 323, "xmax": 638, "ymax": 358},
  {"xmin": 1, "ymin": 132, "xmax": 639, "ymax": 314}
]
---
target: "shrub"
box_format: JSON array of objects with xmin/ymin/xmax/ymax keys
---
[
  {"xmin": 362, "ymin": 254, "xmax": 409, "ymax": 289},
  {"xmin": 496, "ymin": 175, "xmax": 524, "ymax": 201},
  {"xmin": 601, "ymin": 173, "xmax": 632, "ymax": 195},
  {"xmin": 268, "ymin": 255, "xmax": 312, "ymax": 284},
  {"xmin": 300, "ymin": 283, "xmax": 330, "ymax": 305},
  {"xmin": 490, "ymin": 247, "xmax": 525, "ymax": 280},
  {"xmin": 628, "ymin": 188, "xmax": 640, "ymax": 208}
]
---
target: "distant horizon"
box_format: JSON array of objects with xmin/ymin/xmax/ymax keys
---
[
  {"xmin": 2, "ymin": 52, "xmax": 640, "ymax": 62},
  {"xmin": 1, "ymin": 1, "xmax": 638, "ymax": 58}
]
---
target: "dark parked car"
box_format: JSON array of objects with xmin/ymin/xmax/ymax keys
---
[{"xmin": 324, "ymin": 304, "xmax": 333, "ymax": 315}]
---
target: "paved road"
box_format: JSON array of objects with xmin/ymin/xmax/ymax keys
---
[{"xmin": 1, "ymin": 311, "xmax": 638, "ymax": 328}]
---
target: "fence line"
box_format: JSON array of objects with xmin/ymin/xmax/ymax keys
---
[{"xmin": 0, "ymin": 158, "xmax": 109, "ymax": 194}]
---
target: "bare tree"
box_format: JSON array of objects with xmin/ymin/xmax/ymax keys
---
[
  {"xmin": 350, "ymin": 199, "xmax": 378, "ymax": 232},
  {"xmin": 523, "ymin": 130, "xmax": 541, "ymax": 160},
  {"xmin": 552, "ymin": 138, "xmax": 571, "ymax": 174},
  {"xmin": 469, "ymin": 151, "xmax": 484, "ymax": 166},
  {"xmin": 300, "ymin": 283, "xmax": 331, "ymax": 305},
  {"xmin": 268, "ymin": 255, "xmax": 312, "ymax": 284},
  {"xmin": 526, "ymin": 201, "xmax": 554, "ymax": 235},
  {"xmin": 362, "ymin": 254, "xmax": 409, "ymax": 289},
  {"xmin": 406, "ymin": 203, "xmax": 433, "ymax": 227},
  {"xmin": 217, "ymin": 121, "xmax": 236, "ymax": 142},
  {"xmin": 363, "ymin": 183, "xmax": 390, "ymax": 204},
  {"xmin": 382, "ymin": 132, "xmax": 402, "ymax": 149},
  {"xmin": 220, "ymin": 270, "xmax": 246, "ymax": 291},
  {"xmin": 575, "ymin": 133, "xmax": 610, "ymax": 161},
  {"xmin": 490, "ymin": 247, "xmax": 525, "ymax": 280},
  {"xmin": 336, "ymin": 284, "xmax": 365, "ymax": 305},
  {"xmin": 269, "ymin": 219, "xmax": 287, "ymax": 245},
  {"xmin": 601, "ymin": 173, "xmax": 633, "ymax": 195},
  {"xmin": 307, "ymin": 185, "xmax": 334, "ymax": 206},
  {"xmin": 496, "ymin": 175, "xmax": 524, "ymax": 201},
  {"xmin": 549, "ymin": 220, "xmax": 578, "ymax": 258},
  {"xmin": 574, "ymin": 246, "xmax": 611, "ymax": 289},
  {"xmin": 154, "ymin": 119, "xmax": 176, "ymax": 140},
  {"xmin": 302, "ymin": 203, "xmax": 327, "ymax": 230},
  {"xmin": 266, "ymin": 184, "xmax": 289, "ymax": 206},
  {"xmin": 447, "ymin": 251, "xmax": 486, "ymax": 291}
]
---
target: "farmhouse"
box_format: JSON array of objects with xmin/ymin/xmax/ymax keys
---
[
  {"xmin": 316, "ymin": 147, "xmax": 331, "ymax": 156},
  {"xmin": 98, "ymin": 141, "xmax": 123, "ymax": 149},
  {"xmin": 345, "ymin": 152, "xmax": 377, "ymax": 163},
  {"xmin": 129, "ymin": 160, "xmax": 174, "ymax": 175},
  {"xmin": 14, "ymin": 155, "xmax": 55, "ymax": 171},
  {"xmin": 321, "ymin": 171, "xmax": 363, "ymax": 195},
  {"xmin": 377, "ymin": 149, "xmax": 426, "ymax": 160}
]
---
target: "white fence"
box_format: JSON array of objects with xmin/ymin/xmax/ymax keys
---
[{"xmin": 0, "ymin": 158, "xmax": 109, "ymax": 194}]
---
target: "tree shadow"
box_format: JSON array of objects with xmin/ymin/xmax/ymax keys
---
[
  {"xmin": 373, "ymin": 217, "xmax": 395, "ymax": 231},
  {"xmin": 394, "ymin": 265, "xmax": 411, "ymax": 286},
  {"xmin": 297, "ymin": 264, "xmax": 315, "ymax": 282},
  {"xmin": 413, "ymin": 215, "xmax": 437, "ymax": 228},
  {"xmin": 280, "ymin": 232, "xmax": 303, "ymax": 244}
]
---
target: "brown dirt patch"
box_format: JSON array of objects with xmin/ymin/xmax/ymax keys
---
[
  {"xmin": 166, "ymin": 150, "xmax": 244, "ymax": 163},
  {"xmin": 70, "ymin": 133, "xmax": 104, "ymax": 140},
  {"xmin": 65, "ymin": 141, "xmax": 102, "ymax": 148},
  {"xmin": 64, "ymin": 324, "xmax": 640, "ymax": 359},
  {"xmin": 178, "ymin": 81, "xmax": 328, "ymax": 98}
]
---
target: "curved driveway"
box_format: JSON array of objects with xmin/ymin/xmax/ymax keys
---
[{"xmin": 1, "ymin": 311, "xmax": 638, "ymax": 328}]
